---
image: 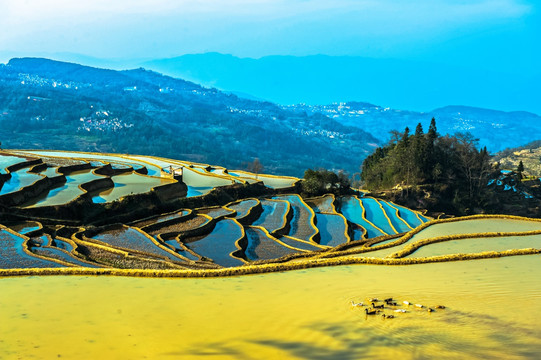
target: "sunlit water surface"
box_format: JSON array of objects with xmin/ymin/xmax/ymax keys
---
[{"xmin": 1, "ymin": 255, "xmax": 541, "ymax": 359}]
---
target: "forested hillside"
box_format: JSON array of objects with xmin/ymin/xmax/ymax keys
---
[
  {"xmin": 360, "ymin": 119, "xmax": 541, "ymax": 216},
  {"xmin": 0, "ymin": 58, "xmax": 380, "ymax": 177}
]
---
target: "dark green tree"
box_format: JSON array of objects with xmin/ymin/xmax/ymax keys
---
[{"xmin": 517, "ymin": 160, "xmax": 524, "ymax": 179}]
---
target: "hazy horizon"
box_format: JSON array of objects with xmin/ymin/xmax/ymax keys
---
[{"xmin": 1, "ymin": 0, "xmax": 539, "ymax": 112}]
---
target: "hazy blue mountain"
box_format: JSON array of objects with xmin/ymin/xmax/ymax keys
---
[
  {"xmin": 142, "ymin": 53, "xmax": 541, "ymax": 114},
  {"xmin": 286, "ymin": 102, "xmax": 541, "ymax": 152},
  {"xmin": 0, "ymin": 58, "xmax": 380, "ymax": 177}
]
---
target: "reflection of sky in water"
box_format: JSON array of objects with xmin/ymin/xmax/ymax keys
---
[
  {"xmin": 19, "ymin": 151, "xmax": 161, "ymax": 177},
  {"xmin": 340, "ymin": 197, "xmax": 385, "ymax": 238},
  {"xmin": 0, "ymin": 170, "xmax": 43, "ymax": 195},
  {"xmin": 91, "ymin": 173, "xmax": 173, "ymax": 203},
  {"xmin": 24, "ymin": 170, "xmax": 103, "ymax": 207},
  {"xmin": 187, "ymin": 186, "xmax": 213, "ymax": 197},
  {"xmin": 0, "ymin": 155, "xmax": 29, "ymax": 174},
  {"xmin": 361, "ymin": 198, "xmax": 396, "ymax": 235}
]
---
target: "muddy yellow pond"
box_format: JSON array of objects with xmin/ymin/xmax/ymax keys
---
[{"xmin": 1, "ymin": 255, "xmax": 541, "ymax": 359}]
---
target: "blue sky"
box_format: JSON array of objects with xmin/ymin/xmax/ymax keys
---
[{"xmin": 0, "ymin": 0, "xmax": 539, "ymax": 109}]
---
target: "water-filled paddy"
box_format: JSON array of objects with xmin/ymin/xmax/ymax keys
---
[
  {"xmin": 91, "ymin": 172, "xmax": 174, "ymax": 203},
  {"xmin": 38, "ymin": 166, "xmax": 62, "ymax": 178},
  {"xmin": 90, "ymin": 226, "xmax": 183, "ymax": 263},
  {"xmin": 252, "ymin": 199, "xmax": 289, "ymax": 233},
  {"xmin": 406, "ymin": 233, "xmax": 541, "ymax": 258},
  {"xmin": 182, "ymin": 219, "xmax": 244, "ymax": 267},
  {"xmin": 181, "ymin": 166, "xmax": 234, "ymax": 197},
  {"xmin": 390, "ymin": 203, "xmax": 426, "ymax": 228},
  {"xmin": 18, "ymin": 151, "xmax": 162, "ymax": 177},
  {"xmin": 196, "ymin": 206, "xmax": 235, "ymax": 219},
  {"xmin": 274, "ymin": 194, "xmax": 317, "ymax": 242},
  {"xmin": 0, "ymin": 169, "xmax": 43, "ymax": 195},
  {"xmin": 226, "ymin": 199, "xmax": 258, "ymax": 219},
  {"xmin": 2, "ymin": 255, "xmax": 540, "ymax": 359},
  {"xmin": 379, "ymin": 201, "xmax": 412, "ymax": 233},
  {"xmin": 0, "ymin": 229, "xmax": 62, "ymax": 269},
  {"xmin": 409, "ymin": 219, "xmax": 541, "ymax": 242},
  {"xmin": 23, "ymin": 169, "xmax": 104, "ymax": 207},
  {"xmin": 339, "ymin": 196, "xmax": 385, "ymax": 238},
  {"xmin": 228, "ymin": 170, "xmax": 298, "ymax": 189},
  {"xmin": 361, "ymin": 198, "xmax": 398, "ymax": 235},
  {"xmin": 279, "ymin": 236, "xmax": 323, "ymax": 251},
  {"xmin": 316, "ymin": 213, "xmax": 349, "ymax": 247},
  {"xmin": 31, "ymin": 246, "xmax": 99, "ymax": 268},
  {"xmin": 307, "ymin": 194, "xmax": 336, "ymax": 214},
  {"xmin": 131, "ymin": 210, "xmax": 190, "ymax": 229},
  {"xmin": 245, "ymin": 227, "xmax": 296, "ymax": 260},
  {"xmin": 0, "ymin": 154, "xmax": 29, "ymax": 173}
]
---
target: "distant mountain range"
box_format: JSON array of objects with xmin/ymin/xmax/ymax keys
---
[
  {"xmin": 286, "ymin": 102, "xmax": 541, "ymax": 152},
  {"xmin": 0, "ymin": 58, "xmax": 379, "ymax": 177},
  {"xmin": 141, "ymin": 53, "xmax": 541, "ymax": 115},
  {"xmin": 0, "ymin": 57, "xmax": 539, "ymax": 179}
]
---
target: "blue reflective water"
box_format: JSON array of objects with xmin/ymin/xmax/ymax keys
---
[
  {"xmin": 0, "ymin": 170, "xmax": 43, "ymax": 195},
  {"xmin": 339, "ymin": 197, "xmax": 385, "ymax": 238}
]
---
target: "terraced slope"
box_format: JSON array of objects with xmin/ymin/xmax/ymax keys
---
[{"xmin": 2, "ymin": 150, "xmax": 540, "ymax": 276}]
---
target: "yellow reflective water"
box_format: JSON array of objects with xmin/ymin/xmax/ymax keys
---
[
  {"xmin": 1, "ymin": 255, "xmax": 541, "ymax": 359},
  {"xmin": 91, "ymin": 172, "xmax": 175, "ymax": 203}
]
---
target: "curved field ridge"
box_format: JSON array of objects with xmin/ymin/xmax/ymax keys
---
[
  {"xmin": 2, "ymin": 248, "xmax": 540, "ymax": 278},
  {"xmin": 360, "ymin": 197, "xmax": 398, "ymax": 235},
  {"xmin": 338, "ymin": 196, "xmax": 385, "ymax": 238},
  {"xmin": 405, "ymin": 233, "xmax": 541, "ymax": 258},
  {"xmin": 252, "ymin": 199, "xmax": 290, "ymax": 234},
  {"xmin": 306, "ymin": 194, "xmax": 336, "ymax": 214},
  {"xmin": 316, "ymin": 213, "xmax": 349, "ymax": 247},
  {"xmin": 85, "ymin": 225, "xmax": 186, "ymax": 263},
  {"xmin": 0, "ymin": 169, "xmax": 44, "ymax": 196},
  {"xmin": 273, "ymin": 194, "xmax": 318, "ymax": 242},
  {"xmin": 0, "ymin": 227, "xmax": 65, "ymax": 268},
  {"xmin": 225, "ymin": 199, "xmax": 259, "ymax": 220},
  {"xmin": 91, "ymin": 172, "xmax": 174, "ymax": 203},
  {"xmin": 244, "ymin": 227, "xmax": 298, "ymax": 261},
  {"xmin": 182, "ymin": 218, "xmax": 245, "ymax": 267},
  {"xmin": 2, "ymin": 150, "xmax": 541, "ymax": 277}
]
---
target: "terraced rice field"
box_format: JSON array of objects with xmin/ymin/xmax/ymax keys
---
[
  {"xmin": 0, "ymin": 228, "xmax": 63, "ymax": 268},
  {"xmin": 252, "ymin": 199, "xmax": 289, "ymax": 234},
  {"xmin": 2, "ymin": 149, "xmax": 541, "ymax": 359},
  {"xmin": 315, "ymin": 213, "xmax": 350, "ymax": 247},
  {"xmin": 15, "ymin": 150, "xmax": 163, "ymax": 176},
  {"xmin": 0, "ymin": 154, "xmax": 33, "ymax": 173},
  {"xmin": 131, "ymin": 210, "xmax": 191, "ymax": 228},
  {"xmin": 148, "ymin": 215, "xmax": 210, "ymax": 236},
  {"xmin": 339, "ymin": 196, "xmax": 387, "ymax": 238},
  {"xmin": 91, "ymin": 172, "xmax": 174, "ymax": 203},
  {"xmin": 23, "ymin": 169, "xmax": 104, "ymax": 207},
  {"xmin": 196, "ymin": 206, "xmax": 235, "ymax": 219},
  {"xmin": 182, "ymin": 219, "xmax": 244, "ymax": 267},
  {"xmin": 306, "ymin": 194, "xmax": 336, "ymax": 213},
  {"xmin": 0, "ymin": 169, "xmax": 43, "ymax": 195},
  {"xmin": 88, "ymin": 226, "xmax": 184, "ymax": 263},
  {"xmin": 37, "ymin": 166, "xmax": 62, "ymax": 178},
  {"xmin": 244, "ymin": 227, "xmax": 298, "ymax": 260},
  {"xmin": 406, "ymin": 233, "xmax": 541, "ymax": 258},
  {"xmin": 274, "ymin": 194, "xmax": 318, "ymax": 242}
]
